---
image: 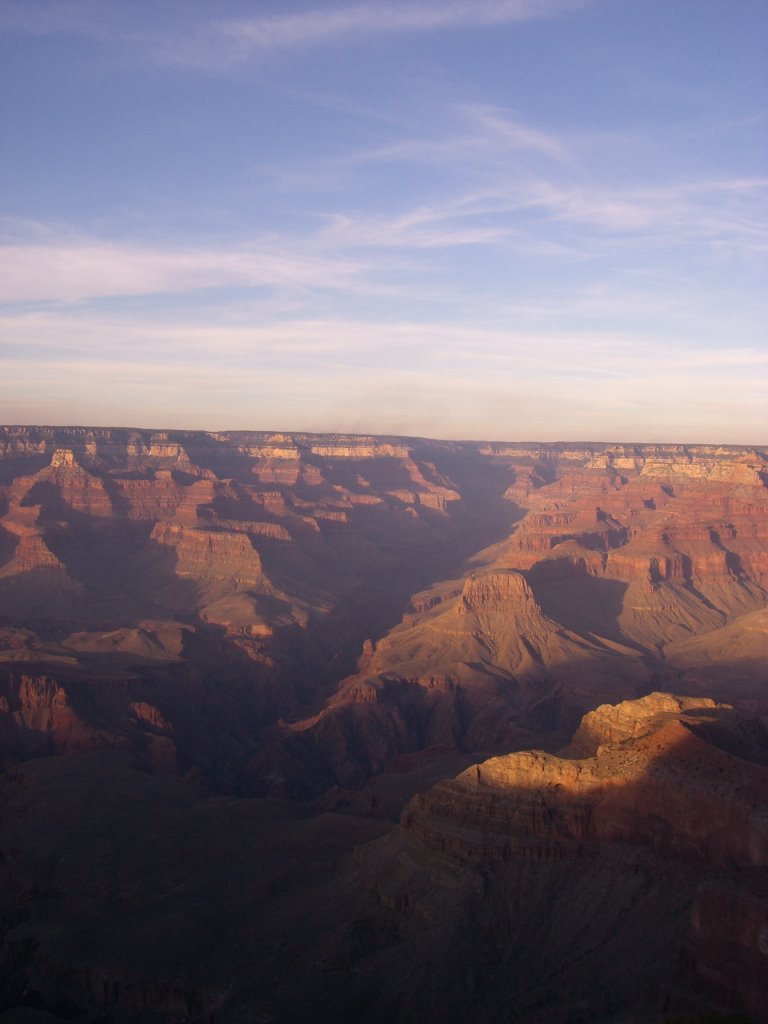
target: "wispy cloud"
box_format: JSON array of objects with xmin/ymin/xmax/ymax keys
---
[
  {"xmin": 254, "ymin": 95, "xmax": 766, "ymax": 258},
  {"xmin": 161, "ymin": 0, "xmax": 587, "ymax": 67},
  {"xmin": 462, "ymin": 106, "xmax": 573, "ymax": 163},
  {"xmin": 527, "ymin": 177, "xmax": 768, "ymax": 237},
  {"xmin": 343, "ymin": 105, "xmax": 574, "ymax": 173},
  {"xmin": 317, "ymin": 200, "xmax": 511, "ymax": 250},
  {"xmin": 3, "ymin": 167, "xmax": 763, "ymax": 307},
  {"xmin": 0, "ymin": 236, "xmax": 363, "ymax": 304},
  {"xmin": 0, "ymin": 1, "xmax": 587, "ymax": 74},
  {"xmin": 4, "ymin": 309, "xmax": 766, "ymax": 370},
  {"xmin": 310, "ymin": 173, "xmax": 767, "ymax": 260}
]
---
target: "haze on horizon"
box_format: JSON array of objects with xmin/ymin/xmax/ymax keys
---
[{"xmin": 0, "ymin": 0, "xmax": 766, "ymax": 444}]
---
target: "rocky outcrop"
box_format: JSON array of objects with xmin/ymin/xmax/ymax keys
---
[
  {"xmin": 0, "ymin": 526, "xmax": 64, "ymax": 576},
  {"xmin": 0, "ymin": 674, "xmax": 120, "ymax": 761},
  {"xmin": 110, "ymin": 471, "xmax": 216, "ymax": 522},
  {"xmin": 63, "ymin": 621, "xmax": 189, "ymax": 660},
  {"xmin": 571, "ymin": 692, "xmax": 719, "ymax": 753},
  {"xmin": 148, "ymin": 523, "xmax": 264, "ymax": 585},
  {"xmin": 402, "ymin": 694, "xmax": 768, "ymax": 869},
  {"xmin": 384, "ymin": 695, "xmax": 768, "ymax": 1020},
  {"xmin": 309, "ymin": 441, "xmax": 412, "ymax": 458}
]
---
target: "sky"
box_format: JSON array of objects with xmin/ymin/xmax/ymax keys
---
[{"xmin": 0, "ymin": 0, "xmax": 766, "ymax": 443}]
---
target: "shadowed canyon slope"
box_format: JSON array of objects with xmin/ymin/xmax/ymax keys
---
[
  {"xmin": 0, "ymin": 427, "xmax": 767, "ymax": 1021},
  {"xmin": 1, "ymin": 693, "xmax": 766, "ymax": 1023}
]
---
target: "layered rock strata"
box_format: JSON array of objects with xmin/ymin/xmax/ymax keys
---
[{"xmin": 0, "ymin": 428, "xmax": 765, "ymax": 794}]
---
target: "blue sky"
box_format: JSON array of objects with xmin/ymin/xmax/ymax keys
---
[{"xmin": 1, "ymin": 0, "xmax": 766, "ymax": 442}]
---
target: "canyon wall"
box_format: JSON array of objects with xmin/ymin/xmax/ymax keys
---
[
  {"xmin": 0, "ymin": 428, "xmax": 766, "ymax": 1022},
  {"xmin": 0, "ymin": 428, "xmax": 766, "ymax": 792}
]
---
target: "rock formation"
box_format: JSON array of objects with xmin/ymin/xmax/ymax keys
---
[
  {"xmin": 0, "ymin": 428, "xmax": 765, "ymax": 796},
  {"xmin": 379, "ymin": 693, "xmax": 768, "ymax": 1023},
  {"xmin": 0, "ymin": 428, "xmax": 766, "ymax": 1021},
  {"xmin": 1, "ymin": 694, "xmax": 765, "ymax": 1022},
  {"xmin": 402, "ymin": 693, "xmax": 768, "ymax": 869}
]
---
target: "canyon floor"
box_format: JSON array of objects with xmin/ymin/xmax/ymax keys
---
[{"xmin": 0, "ymin": 427, "xmax": 766, "ymax": 1022}]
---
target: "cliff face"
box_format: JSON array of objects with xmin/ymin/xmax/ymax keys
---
[
  {"xmin": 402, "ymin": 694, "xmax": 768, "ymax": 869},
  {"xmin": 0, "ymin": 674, "xmax": 112, "ymax": 758},
  {"xmin": 498, "ymin": 446, "xmax": 768, "ymax": 655},
  {"xmin": 380, "ymin": 694, "xmax": 768, "ymax": 1022},
  {"xmin": 0, "ymin": 429, "xmax": 486, "ymax": 781},
  {"xmin": 0, "ymin": 428, "xmax": 766, "ymax": 795},
  {"xmin": 571, "ymin": 692, "xmax": 720, "ymax": 752}
]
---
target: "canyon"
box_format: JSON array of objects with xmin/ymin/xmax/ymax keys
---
[{"xmin": 0, "ymin": 426, "xmax": 766, "ymax": 1022}]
